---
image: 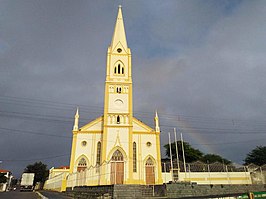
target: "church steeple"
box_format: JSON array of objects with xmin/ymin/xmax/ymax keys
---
[
  {"xmin": 104, "ymin": 5, "xmax": 132, "ymax": 123},
  {"xmin": 110, "ymin": 5, "xmax": 128, "ymax": 52}
]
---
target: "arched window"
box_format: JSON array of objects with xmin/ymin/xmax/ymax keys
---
[
  {"xmin": 133, "ymin": 142, "xmax": 137, "ymax": 172},
  {"xmin": 116, "ymin": 86, "xmax": 122, "ymax": 93},
  {"xmin": 96, "ymin": 142, "xmax": 101, "ymax": 165},
  {"xmin": 118, "ymin": 64, "xmax": 121, "ymax": 74},
  {"xmin": 117, "ymin": 115, "xmax": 120, "ymax": 124},
  {"xmin": 78, "ymin": 158, "xmax": 87, "ymax": 167},
  {"xmin": 77, "ymin": 158, "xmax": 87, "ymax": 172},
  {"xmin": 114, "ymin": 62, "xmax": 125, "ymax": 76},
  {"xmin": 146, "ymin": 157, "xmax": 154, "ymax": 166},
  {"xmin": 111, "ymin": 150, "xmax": 124, "ymax": 161}
]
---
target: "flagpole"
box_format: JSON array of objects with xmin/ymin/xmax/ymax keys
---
[
  {"xmin": 180, "ymin": 133, "xmax": 187, "ymax": 174},
  {"xmin": 168, "ymin": 132, "xmax": 173, "ymax": 176},
  {"xmin": 174, "ymin": 128, "xmax": 180, "ymax": 172}
]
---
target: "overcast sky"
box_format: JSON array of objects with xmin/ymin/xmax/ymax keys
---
[{"xmin": 1, "ymin": 0, "xmax": 266, "ymax": 178}]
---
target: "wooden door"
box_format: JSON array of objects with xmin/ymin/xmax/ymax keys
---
[
  {"xmin": 110, "ymin": 162, "xmax": 115, "ymax": 184},
  {"xmin": 146, "ymin": 166, "xmax": 155, "ymax": 184},
  {"xmin": 110, "ymin": 162, "xmax": 124, "ymax": 184},
  {"xmin": 110, "ymin": 150, "xmax": 124, "ymax": 184},
  {"xmin": 116, "ymin": 162, "xmax": 124, "ymax": 184},
  {"xmin": 146, "ymin": 157, "xmax": 155, "ymax": 184}
]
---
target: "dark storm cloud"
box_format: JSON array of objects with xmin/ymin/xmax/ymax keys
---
[
  {"xmin": 133, "ymin": 0, "xmax": 266, "ymax": 160},
  {"xmin": 0, "ymin": 0, "xmax": 266, "ymax": 177}
]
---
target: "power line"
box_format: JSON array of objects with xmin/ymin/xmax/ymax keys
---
[
  {"xmin": 191, "ymin": 138, "xmax": 266, "ymax": 146},
  {"xmin": 160, "ymin": 125, "xmax": 266, "ymax": 134},
  {"xmin": 1, "ymin": 95, "xmax": 266, "ymax": 140},
  {"xmin": 2, "ymin": 136, "xmax": 266, "ymax": 163},
  {"xmin": 1, "ymin": 95, "xmax": 266, "ymax": 125},
  {"xmin": 1, "ymin": 154, "xmax": 69, "ymax": 162},
  {"xmin": 0, "ymin": 126, "xmax": 265, "ymax": 147},
  {"xmin": 1, "ymin": 106, "xmax": 266, "ymax": 134},
  {"xmin": 1, "ymin": 95, "xmax": 266, "ymax": 159},
  {"xmin": 0, "ymin": 127, "xmax": 72, "ymax": 139}
]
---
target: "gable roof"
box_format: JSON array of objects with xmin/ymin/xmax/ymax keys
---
[
  {"xmin": 79, "ymin": 116, "xmax": 103, "ymax": 131},
  {"xmin": 133, "ymin": 117, "xmax": 154, "ymax": 132},
  {"xmin": 77, "ymin": 116, "xmax": 155, "ymax": 133}
]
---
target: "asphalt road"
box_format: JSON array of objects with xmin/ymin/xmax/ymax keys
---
[
  {"xmin": 0, "ymin": 190, "xmax": 38, "ymax": 199},
  {"xmin": 39, "ymin": 190, "xmax": 73, "ymax": 199},
  {"xmin": 0, "ymin": 190, "xmax": 74, "ymax": 199}
]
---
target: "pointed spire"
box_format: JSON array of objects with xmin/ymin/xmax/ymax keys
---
[
  {"xmin": 75, "ymin": 107, "xmax": 79, "ymax": 116},
  {"xmin": 73, "ymin": 107, "xmax": 79, "ymax": 131},
  {"xmin": 155, "ymin": 110, "xmax": 160, "ymax": 133},
  {"xmin": 110, "ymin": 5, "xmax": 128, "ymax": 51},
  {"xmin": 155, "ymin": 110, "xmax": 158, "ymax": 118}
]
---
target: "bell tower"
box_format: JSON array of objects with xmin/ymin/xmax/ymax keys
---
[
  {"xmin": 101, "ymin": 5, "xmax": 134, "ymax": 182},
  {"xmin": 104, "ymin": 5, "xmax": 132, "ymax": 124}
]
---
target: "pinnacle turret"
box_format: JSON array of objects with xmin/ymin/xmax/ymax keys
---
[
  {"xmin": 73, "ymin": 107, "xmax": 79, "ymax": 131},
  {"xmin": 155, "ymin": 110, "xmax": 160, "ymax": 133}
]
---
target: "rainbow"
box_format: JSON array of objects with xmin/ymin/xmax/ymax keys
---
[{"xmin": 162, "ymin": 117, "xmax": 217, "ymax": 155}]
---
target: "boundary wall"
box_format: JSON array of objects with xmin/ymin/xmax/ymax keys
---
[{"xmin": 63, "ymin": 184, "xmax": 266, "ymax": 199}]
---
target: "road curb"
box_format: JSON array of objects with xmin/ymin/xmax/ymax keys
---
[{"xmin": 35, "ymin": 191, "xmax": 49, "ymax": 199}]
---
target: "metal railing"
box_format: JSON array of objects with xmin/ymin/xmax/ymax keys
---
[{"xmin": 161, "ymin": 161, "xmax": 266, "ymax": 184}]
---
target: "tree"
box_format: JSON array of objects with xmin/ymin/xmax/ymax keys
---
[
  {"xmin": 0, "ymin": 173, "xmax": 7, "ymax": 183},
  {"xmin": 24, "ymin": 161, "xmax": 49, "ymax": 185},
  {"xmin": 164, "ymin": 141, "xmax": 203, "ymax": 163},
  {"xmin": 244, "ymin": 146, "xmax": 266, "ymax": 166},
  {"xmin": 164, "ymin": 141, "xmax": 232, "ymax": 164},
  {"xmin": 201, "ymin": 154, "xmax": 231, "ymax": 165}
]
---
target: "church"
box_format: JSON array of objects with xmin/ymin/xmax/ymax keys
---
[
  {"xmin": 45, "ymin": 6, "xmax": 256, "ymax": 193},
  {"xmin": 68, "ymin": 6, "xmax": 163, "ymax": 185}
]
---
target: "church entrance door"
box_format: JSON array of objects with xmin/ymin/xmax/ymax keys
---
[
  {"xmin": 145, "ymin": 158, "xmax": 155, "ymax": 184},
  {"xmin": 110, "ymin": 150, "xmax": 124, "ymax": 184}
]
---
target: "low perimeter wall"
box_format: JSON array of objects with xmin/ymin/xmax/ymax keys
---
[
  {"xmin": 65, "ymin": 185, "xmax": 165, "ymax": 198},
  {"xmin": 64, "ymin": 183, "xmax": 266, "ymax": 199},
  {"xmin": 166, "ymin": 183, "xmax": 266, "ymax": 198}
]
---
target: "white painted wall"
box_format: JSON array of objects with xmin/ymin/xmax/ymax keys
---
[
  {"xmin": 162, "ymin": 172, "xmax": 252, "ymax": 185},
  {"xmin": 73, "ymin": 132, "xmax": 102, "ymax": 172}
]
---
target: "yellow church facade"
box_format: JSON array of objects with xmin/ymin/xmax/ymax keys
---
[
  {"xmin": 44, "ymin": 6, "xmax": 255, "ymax": 192},
  {"xmin": 68, "ymin": 6, "xmax": 163, "ymax": 185}
]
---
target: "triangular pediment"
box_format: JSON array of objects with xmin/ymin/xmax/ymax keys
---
[
  {"xmin": 79, "ymin": 116, "xmax": 103, "ymax": 132},
  {"xmin": 133, "ymin": 117, "xmax": 154, "ymax": 133},
  {"xmin": 111, "ymin": 41, "xmax": 128, "ymax": 54}
]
